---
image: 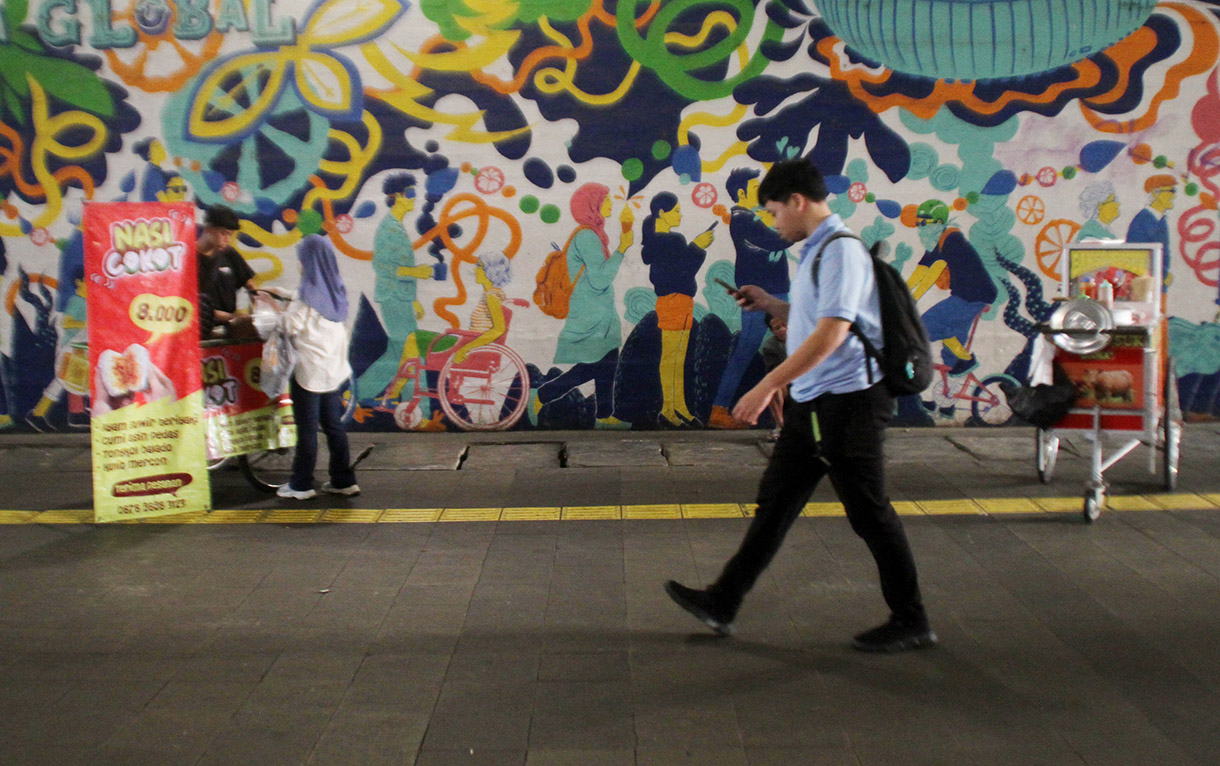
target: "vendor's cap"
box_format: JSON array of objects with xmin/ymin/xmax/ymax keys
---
[
  {"xmin": 915, "ymin": 199, "xmax": 949, "ymax": 226},
  {"xmin": 204, "ymin": 205, "xmax": 241, "ymax": 231}
]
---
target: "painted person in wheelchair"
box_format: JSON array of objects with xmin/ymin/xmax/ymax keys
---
[
  {"xmin": 906, "ymin": 199, "xmax": 998, "ymax": 396},
  {"xmin": 378, "ymin": 251, "xmax": 516, "ymax": 431},
  {"xmin": 455, "ymin": 251, "xmax": 514, "ymax": 364},
  {"xmin": 276, "ymin": 210, "xmax": 359, "ymax": 500}
]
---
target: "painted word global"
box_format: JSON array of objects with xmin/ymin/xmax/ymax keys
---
[{"xmin": 0, "ymin": 0, "xmax": 297, "ymax": 47}]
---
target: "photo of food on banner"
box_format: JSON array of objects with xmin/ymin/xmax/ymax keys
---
[{"xmin": 92, "ymin": 343, "xmax": 175, "ymax": 415}]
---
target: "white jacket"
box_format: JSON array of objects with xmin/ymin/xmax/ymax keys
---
[{"xmin": 282, "ymin": 300, "xmax": 351, "ymax": 393}]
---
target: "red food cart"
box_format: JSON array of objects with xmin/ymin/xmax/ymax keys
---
[{"xmin": 1036, "ymin": 242, "xmax": 1181, "ymax": 522}]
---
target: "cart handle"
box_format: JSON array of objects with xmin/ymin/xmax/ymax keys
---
[{"xmin": 1034, "ymin": 324, "xmax": 1151, "ymax": 337}]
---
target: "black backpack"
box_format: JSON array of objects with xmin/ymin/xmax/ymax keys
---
[{"xmin": 812, "ymin": 232, "xmax": 933, "ymax": 397}]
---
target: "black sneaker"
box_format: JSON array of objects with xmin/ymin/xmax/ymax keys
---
[
  {"xmin": 664, "ymin": 580, "xmax": 734, "ymax": 637},
  {"xmin": 852, "ymin": 619, "xmax": 938, "ymax": 653}
]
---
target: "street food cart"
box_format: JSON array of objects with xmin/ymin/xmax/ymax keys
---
[{"xmin": 1036, "ymin": 242, "xmax": 1181, "ymax": 522}]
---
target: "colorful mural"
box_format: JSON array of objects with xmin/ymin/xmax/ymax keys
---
[{"xmin": 2, "ymin": 0, "xmax": 1219, "ymax": 432}]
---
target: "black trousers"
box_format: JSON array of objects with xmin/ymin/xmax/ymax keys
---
[{"xmin": 711, "ymin": 384, "xmax": 927, "ymax": 625}]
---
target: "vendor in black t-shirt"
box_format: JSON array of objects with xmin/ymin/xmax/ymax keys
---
[{"xmin": 197, "ymin": 205, "xmax": 257, "ymax": 339}]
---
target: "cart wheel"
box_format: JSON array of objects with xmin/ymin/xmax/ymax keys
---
[
  {"xmin": 1036, "ymin": 428, "xmax": 1059, "ymax": 483},
  {"xmin": 240, "ymin": 447, "xmax": 296, "ymax": 492},
  {"xmin": 1162, "ymin": 424, "xmax": 1181, "ymax": 491},
  {"xmin": 1162, "ymin": 357, "xmax": 1181, "ymax": 491},
  {"xmin": 1083, "ymin": 489, "xmax": 1102, "ymax": 523}
]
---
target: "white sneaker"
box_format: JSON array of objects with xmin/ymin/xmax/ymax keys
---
[
  {"xmin": 321, "ymin": 482, "xmax": 361, "ymax": 496},
  {"xmin": 276, "ymin": 484, "xmax": 317, "ymax": 500}
]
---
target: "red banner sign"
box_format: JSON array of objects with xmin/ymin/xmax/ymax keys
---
[{"xmin": 84, "ymin": 202, "xmax": 210, "ymax": 521}]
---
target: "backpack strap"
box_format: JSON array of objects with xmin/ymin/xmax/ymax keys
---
[
  {"xmin": 563, "ymin": 225, "xmax": 591, "ymax": 284},
  {"xmin": 810, "ymin": 232, "xmax": 883, "ymax": 384}
]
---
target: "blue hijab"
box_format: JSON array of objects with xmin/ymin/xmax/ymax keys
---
[{"xmin": 298, "ymin": 234, "xmax": 348, "ymax": 323}]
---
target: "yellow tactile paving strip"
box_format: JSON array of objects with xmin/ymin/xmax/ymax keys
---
[{"xmin": 4, "ymin": 494, "xmax": 1219, "ymax": 524}]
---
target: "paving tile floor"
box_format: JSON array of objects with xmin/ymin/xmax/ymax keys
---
[{"xmin": 2, "ymin": 507, "xmax": 1220, "ymax": 764}]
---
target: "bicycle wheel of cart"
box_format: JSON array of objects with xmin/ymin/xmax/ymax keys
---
[
  {"xmin": 970, "ymin": 374, "xmax": 1017, "ymax": 426},
  {"xmin": 1036, "ymin": 427, "xmax": 1059, "ymax": 483},
  {"xmin": 1162, "ymin": 357, "xmax": 1182, "ymax": 491},
  {"xmin": 438, "ymin": 344, "xmax": 529, "ymax": 431},
  {"xmin": 240, "ymin": 447, "xmax": 296, "ymax": 492},
  {"xmin": 338, "ymin": 377, "xmax": 358, "ymax": 424}
]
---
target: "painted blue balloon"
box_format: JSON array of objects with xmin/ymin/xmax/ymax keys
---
[
  {"xmin": 255, "ymin": 197, "xmax": 279, "ymax": 216},
  {"xmin": 982, "ymin": 170, "xmax": 1018, "ymax": 196},
  {"xmin": 524, "ymin": 157, "xmax": 555, "ymax": 189},
  {"xmin": 817, "ymin": 0, "xmax": 1158, "ymax": 80},
  {"xmin": 876, "ymin": 200, "xmax": 902, "ymax": 219},
  {"xmin": 119, "ymin": 172, "xmax": 136, "ymax": 194},
  {"xmin": 671, "ymin": 146, "xmax": 701, "ymax": 182},
  {"xmin": 18, "ymin": 218, "xmax": 31, "ymax": 234},
  {"xmin": 202, "ymin": 171, "xmax": 226, "ymax": 193},
  {"xmin": 425, "ymin": 167, "xmax": 459, "ymax": 197},
  {"xmin": 557, "ymin": 165, "xmax": 576, "ymax": 184},
  {"xmin": 353, "ymin": 201, "xmax": 377, "ymax": 219},
  {"xmin": 824, "ymin": 175, "xmax": 851, "ymax": 194},
  {"xmin": 1079, "ymin": 140, "xmax": 1126, "ymax": 173}
]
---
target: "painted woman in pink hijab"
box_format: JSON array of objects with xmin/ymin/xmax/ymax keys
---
[{"xmin": 534, "ymin": 182, "xmax": 635, "ymax": 428}]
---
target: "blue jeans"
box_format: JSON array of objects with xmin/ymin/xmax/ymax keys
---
[
  {"xmin": 714, "ymin": 295, "xmax": 787, "ymax": 408},
  {"xmin": 289, "ymin": 378, "xmax": 356, "ymax": 492}
]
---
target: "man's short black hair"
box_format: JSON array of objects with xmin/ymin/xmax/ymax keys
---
[
  {"xmin": 757, "ymin": 159, "xmax": 828, "ymax": 206},
  {"xmin": 725, "ymin": 168, "xmax": 760, "ymax": 201},
  {"xmin": 204, "ymin": 205, "xmax": 240, "ymax": 231}
]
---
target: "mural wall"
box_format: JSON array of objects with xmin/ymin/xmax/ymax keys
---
[{"xmin": 2, "ymin": 0, "xmax": 1219, "ymax": 433}]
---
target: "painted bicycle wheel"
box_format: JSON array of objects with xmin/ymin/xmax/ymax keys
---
[{"xmin": 970, "ymin": 374, "xmax": 1018, "ymax": 426}]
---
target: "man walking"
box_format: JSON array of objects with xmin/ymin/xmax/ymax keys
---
[{"xmin": 664, "ymin": 159, "xmax": 935, "ymax": 653}]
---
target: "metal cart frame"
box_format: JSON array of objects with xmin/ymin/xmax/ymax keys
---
[{"xmin": 1036, "ymin": 242, "xmax": 1182, "ymax": 522}]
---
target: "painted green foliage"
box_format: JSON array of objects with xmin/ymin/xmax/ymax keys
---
[
  {"xmin": 614, "ymin": 0, "xmax": 782, "ymax": 100},
  {"xmin": 420, "ymin": 0, "xmax": 594, "ymax": 40},
  {"xmin": 0, "ymin": 0, "xmax": 114, "ymax": 125}
]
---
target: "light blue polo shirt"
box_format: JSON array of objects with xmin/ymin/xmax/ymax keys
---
[{"xmin": 787, "ymin": 215, "xmax": 883, "ymax": 402}]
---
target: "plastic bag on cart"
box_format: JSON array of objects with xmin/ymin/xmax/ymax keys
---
[
  {"xmin": 1000, "ymin": 361, "xmax": 1076, "ymax": 428},
  {"xmin": 260, "ymin": 316, "xmax": 296, "ymax": 398},
  {"xmin": 1028, "ymin": 334, "xmax": 1055, "ymax": 386}
]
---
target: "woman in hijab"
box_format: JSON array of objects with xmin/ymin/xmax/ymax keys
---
[
  {"xmin": 276, "ymin": 210, "xmax": 359, "ymax": 500},
  {"xmin": 533, "ymin": 182, "xmax": 636, "ymax": 428}
]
